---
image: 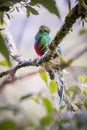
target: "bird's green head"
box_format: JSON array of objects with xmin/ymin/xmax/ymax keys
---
[{"xmin": 39, "ymin": 25, "xmax": 50, "ymax": 34}]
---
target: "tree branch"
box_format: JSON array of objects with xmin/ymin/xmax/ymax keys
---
[{"xmin": 2, "ymin": 29, "xmax": 28, "ymax": 63}]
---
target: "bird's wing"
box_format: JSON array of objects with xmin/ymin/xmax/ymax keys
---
[{"xmin": 39, "ymin": 35, "xmax": 51, "ymax": 50}]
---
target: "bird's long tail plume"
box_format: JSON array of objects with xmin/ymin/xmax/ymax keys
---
[{"xmin": 58, "ymin": 69, "xmax": 65, "ymax": 107}]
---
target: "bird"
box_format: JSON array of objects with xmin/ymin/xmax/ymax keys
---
[
  {"xmin": 34, "ymin": 25, "xmax": 64, "ymax": 78},
  {"xmin": 34, "ymin": 25, "xmax": 51, "ymax": 56},
  {"xmin": 34, "ymin": 26, "xmax": 73, "ymax": 108},
  {"xmin": 34, "ymin": 25, "xmax": 63, "ymax": 57}
]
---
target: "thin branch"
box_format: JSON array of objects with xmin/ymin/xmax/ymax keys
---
[{"xmin": 0, "ymin": 70, "xmax": 38, "ymax": 91}]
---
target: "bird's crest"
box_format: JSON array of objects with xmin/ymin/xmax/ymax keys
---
[{"xmin": 39, "ymin": 25, "xmax": 50, "ymax": 34}]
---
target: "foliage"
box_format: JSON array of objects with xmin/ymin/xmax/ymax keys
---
[
  {"xmin": 39, "ymin": 68, "xmax": 48, "ymax": 84},
  {"xmin": 0, "ymin": 33, "xmax": 11, "ymax": 66},
  {"xmin": 0, "ymin": 0, "xmax": 60, "ymax": 22},
  {"xmin": 30, "ymin": 0, "xmax": 60, "ymax": 17},
  {"xmin": 49, "ymin": 80, "xmax": 58, "ymax": 94},
  {"xmin": 0, "ymin": 120, "xmax": 18, "ymax": 130}
]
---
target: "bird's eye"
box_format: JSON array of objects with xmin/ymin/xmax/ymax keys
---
[
  {"xmin": 44, "ymin": 29, "xmax": 49, "ymax": 33},
  {"xmin": 44, "ymin": 30, "xmax": 48, "ymax": 32}
]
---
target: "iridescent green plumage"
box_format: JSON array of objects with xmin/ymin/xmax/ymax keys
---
[{"xmin": 34, "ymin": 25, "xmax": 51, "ymax": 56}]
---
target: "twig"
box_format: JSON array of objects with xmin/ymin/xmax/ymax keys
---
[{"xmin": 0, "ymin": 70, "xmax": 38, "ymax": 91}]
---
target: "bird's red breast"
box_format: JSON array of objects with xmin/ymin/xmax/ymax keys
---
[{"xmin": 34, "ymin": 40, "xmax": 44, "ymax": 56}]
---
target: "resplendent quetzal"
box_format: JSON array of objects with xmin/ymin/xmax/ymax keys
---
[
  {"xmin": 34, "ymin": 25, "xmax": 51, "ymax": 56},
  {"xmin": 34, "ymin": 25, "xmax": 64, "ymax": 107},
  {"xmin": 34, "ymin": 25, "xmax": 63, "ymax": 56}
]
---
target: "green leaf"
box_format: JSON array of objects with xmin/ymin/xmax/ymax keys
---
[
  {"xmin": 31, "ymin": 97, "xmax": 39, "ymax": 103},
  {"xmin": 20, "ymin": 94, "xmax": 33, "ymax": 101},
  {"xmin": 29, "ymin": 1, "xmax": 36, "ymax": 6},
  {"xmin": 39, "ymin": 68, "xmax": 48, "ymax": 84},
  {"xmin": 40, "ymin": 115, "xmax": 52, "ymax": 125},
  {"xmin": 30, "ymin": 0, "xmax": 60, "ymax": 17},
  {"xmin": 75, "ymin": 102, "xmax": 83, "ymax": 109},
  {"xmin": 67, "ymin": 85, "xmax": 80, "ymax": 93},
  {"xmin": 0, "ymin": 120, "xmax": 17, "ymax": 130},
  {"xmin": 67, "ymin": 85, "xmax": 81, "ymax": 99},
  {"xmin": 0, "ymin": 12, "xmax": 4, "ymax": 25},
  {"xmin": 49, "ymin": 80, "xmax": 58, "ymax": 93},
  {"xmin": 26, "ymin": 5, "xmax": 39, "ymax": 15},
  {"xmin": 29, "ymin": 1, "xmax": 40, "ymax": 7},
  {"xmin": 0, "ymin": 34, "xmax": 11, "ymax": 66},
  {"xmin": 42, "ymin": 98, "xmax": 53, "ymax": 113},
  {"xmin": 78, "ymin": 75, "xmax": 84, "ymax": 82},
  {"xmin": 0, "ymin": 60, "xmax": 10, "ymax": 66},
  {"xmin": 26, "ymin": 6, "xmax": 30, "ymax": 17}
]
